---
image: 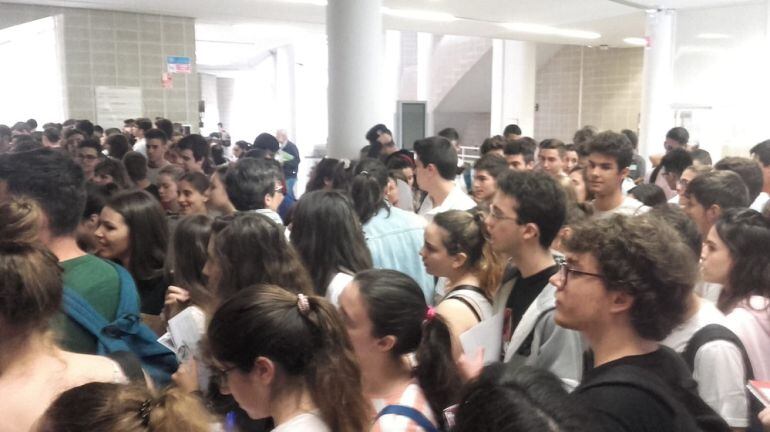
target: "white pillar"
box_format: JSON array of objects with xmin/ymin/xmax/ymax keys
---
[
  {"xmin": 327, "ymin": 0, "xmax": 383, "ymax": 159},
  {"xmin": 490, "ymin": 40, "xmax": 536, "ymax": 137},
  {"xmin": 638, "ymin": 9, "xmax": 675, "ymax": 160}
]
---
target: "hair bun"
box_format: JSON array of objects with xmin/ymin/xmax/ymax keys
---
[{"xmin": 0, "ymin": 197, "xmax": 43, "ymax": 246}]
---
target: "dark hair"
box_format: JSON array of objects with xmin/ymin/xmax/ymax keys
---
[
  {"xmin": 106, "ymin": 133, "xmax": 130, "ymax": 160},
  {"xmin": 480, "ymin": 135, "xmax": 505, "ymax": 155},
  {"xmin": 26, "ymin": 118, "xmax": 38, "ymax": 130},
  {"xmin": 714, "ymin": 208, "xmax": 770, "ymax": 311},
  {"xmin": 253, "ymin": 133, "xmax": 280, "ymax": 153},
  {"xmin": 751, "ymin": 140, "xmax": 770, "ymax": 166},
  {"xmin": 628, "ymin": 184, "xmax": 667, "ymax": 208},
  {"xmin": 207, "ymin": 286, "xmax": 370, "ymax": 432},
  {"xmin": 438, "ymin": 127, "xmax": 460, "ymax": 142},
  {"xmin": 503, "ymin": 138, "xmax": 535, "ymax": 164},
  {"xmin": 122, "ymin": 151, "xmax": 148, "ymax": 183},
  {"xmin": 503, "ymin": 124, "xmax": 522, "ymax": 136},
  {"xmin": 586, "ymin": 131, "xmax": 634, "ymax": 170},
  {"xmin": 145, "ymin": 128, "xmax": 168, "ymax": 143},
  {"xmin": 496, "ymin": 170, "xmax": 566, "ymax": 249},
  {"xmin": 454, "ymin": 364, "xmax": 590, "ymax": 432},
  {"xmin": 538, "ymin": 138, "xmax": 566, "ymax": 156},
  {"xmin": 105, "ymin": 190, "xmax": 168, "ymax": 280},
  {"xmin": 290, "ymin": 191, "xmax": 372, "ymax": 295},
  {"xmin": 686, "ymin": 170, "xmax": 750, "ymax": 210},
  {"xmin": 179, "ymin": 171, "xmax": 210, "ymax": 196},
  {"xmin": 690, "ymin": 148, "xmax": 712, "ymax": 166},
  {"xmin": 621, "ymin": 129, "xmax": 638, "ymax": 150},
  {"xmin": 473, "ymin": 153, "xmax": 509, "ymax": 179},
  {"xmin": 235, "ymin": 140, "xmax": 251, "ymax": 153},
  {"xmin": 154, "ymin": 119, "xmax": 174, "ymax": 141},
  {"xmin": 714, "ymin": 157, "xmax": 764, "ymax": 202},
  {"xmin": 77, "ymin": 138, "xmax": 102, "ymax": 154},
  {"xmin": 414, "ymin": 136, "xmax": 457, "ymax": 181},
  {"xmin": 573, "ymin": 126, "xmax": 597, "ymax": 146},
  {"xmin": 211, "ymin": 213, "xmax": 312, "ymax": 299},
  {"xmin": 350, "ymin": 158, "xmax": 389, "ymax": 224},
  {"xmin": 37, "ymin": 383, "xmax": 212, "ymax": 432},
  {"xmin": 83, "ymin": 182, "xmax": 118, "ymax": 219},
  {"xmin": 353, "ymin": 269, "xmax": 461, "ymax": 428},
  {"xmin": 647, "ymin": 204, "xmax": 701, "ymax": 261},
  {"xmin": 365, "ymin": 123, "xmax": 392, "ymax": 144},
  {"xmin": 94, "ymin": 158, "xmax": 131, "ymax": 189},
  {"xmin": 94, "ymin": 125, "xmax": 103, "ymax": 134},
  {"xmin": 210, "ymin": 144, "xmax": 226, "ymax": 166},
  {"xmin": 306, "ymin": 158, "xmax": 354, "ymax": 192},
  {"xmin": 0, "ymin": 124, "xmax": 11, "ymax": 140},
  {"xmin": 165, "ymin": 215, "xmax": 215, "ymax": 313},
  {"xmin": 135, "ymin": 117, "xmax": 153, "ymax": 132},
  {"xmin": 565, "ymin": 215, "xmax": 696, "ymax": 340},
  {"xmin": 661, "ymin": 148, "xmax": 693, "ymax": 178},
  {"xmin": 224, "ymin": 157, "xmax": 282, "ymax": 211},
  {"xmin": 666, "ymin": 127, "xmax": 689, "ymax": 146},
  {"xmin": 75, "ymin": 120, "xmax": 94, "ymax": 137},
  {"xmin": 177, "ymin": 134, "xmax": 212, "ymax": 172},
  {"xmin": 0, "ymin": 149, "xmax": 85, "ymax": 237},
  {"xmin": 12, "ymin": 134, "xmax": 42, "ymax": 152},
  {"xmin": 43, "ymin": 127, "xmax": 60, "ymax": 143}
]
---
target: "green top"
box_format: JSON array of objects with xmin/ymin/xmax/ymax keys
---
[{"xmin": 51, "ymin": 254, "xmax": 121, "ymax": 354}]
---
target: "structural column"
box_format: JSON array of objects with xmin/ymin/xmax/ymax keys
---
[
  {"xmin": 490, "ymin": 40, "xmax": 536, "ymax": 137},
  {"xmin": 327, "ymin": 0, "xmax": 383, "ymax": 159},
  {"xmin": 638, "ymin": 9, "xmax": 675, "ymax": 160}
]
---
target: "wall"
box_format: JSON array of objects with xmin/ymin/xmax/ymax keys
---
[
  {"xmin": 534, "ymin": 46, "xmax": 643, "ymax": 142},
  {"xmin": 0, "ymin": 3, "xmax": 198, "ymax": 128},
  {"xmin": 433, "ymin": 112, "xmax": 491, "ymax": 149}
]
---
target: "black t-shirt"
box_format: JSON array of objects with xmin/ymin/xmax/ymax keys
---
[
  {"xmin": 504, "ymin": 265, "xmax": 559, "ymax": 333},
  {"xmin": 144, "ymin": 184, "xmax": 161, "ymax": 202}
]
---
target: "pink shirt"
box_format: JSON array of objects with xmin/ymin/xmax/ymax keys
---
[{"xmin": 726, "ymin": 296, "xmax": 770, "ymax": 380}]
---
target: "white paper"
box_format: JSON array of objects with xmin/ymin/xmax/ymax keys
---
[
  {"xmin": 159, "ymin": 306, "xmax": 210, "ymax": 390},
  {"xmin": 459, "ymin": 312, "xmax": 503, "ymax": 365}
]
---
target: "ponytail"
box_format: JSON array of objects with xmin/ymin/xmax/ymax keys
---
[
  {"xmin": 350, "ymin": 158, "xmax": 390, "ymax": 224},
  {"xmin": 473, "ymin": 212, "xmax": 504, "ymax": 296}
]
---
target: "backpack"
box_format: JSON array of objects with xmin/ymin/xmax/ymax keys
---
[
  {"xmin": 62, "ymin": 261, "xmax": 179, "ymax": 386},
  {"xmin": 578, "ymin": 363, "xmax": 730, "ymax": 432},
  {"xmin": 682, "ymin": 323, "xmax": 763, "ymax": 432}
]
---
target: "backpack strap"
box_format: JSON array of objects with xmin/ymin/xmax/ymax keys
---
[
  {"xmin": 446, "ymin": 295, "xmax": 482, "ymax": 322},
  {"xmin": 62, "ymin": 286, "xmax": 131, "ymax": 353},
  {"xmin": 376, "ymin": 405, "xmax": 439, "ymax": 432},
  {"xmin": 103, "ymin": 260, "xmax": 142, "ymax": 317},
  {"xmin": 682, "ymin": 323, "xmax": 755, "ymax": 380}
]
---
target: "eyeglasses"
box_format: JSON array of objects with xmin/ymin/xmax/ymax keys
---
[
  {"xmin": 558, "ymin": 262, "xmax": 604, "ymax": 285},
  {"xmin": 215, "ymin": 365, "xmax": 238, "ymax": 384},
  {"xmin": 274, "ymin": 182, "xmax": 287, "ymax": 195},
  {"xmin": 678, "ymin": 178, "xmax": 690, "ymax": 188},
  {"xmin": 77, "ymin": 154, "xmax": 99, "ymax": 161},
  {"xmin": 487, "ymin": 205, "xmax": 519, "ymax": 223}
]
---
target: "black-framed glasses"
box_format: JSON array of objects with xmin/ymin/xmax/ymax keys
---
[
  {"xmin": 487, "ymin": 204, "xmax": 519, "ymax": 223},
  {"xmin": 215, "ymin": 365, "xmax": 238, "ymax": 384},
  {"xmin": 558, "ymin": 262, "xmax": 604, "ymax": 285}
]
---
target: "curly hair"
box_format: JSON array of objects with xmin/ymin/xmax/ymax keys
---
[{"xmin": 564, "ymin": 214, "xmax": 696, "ymax": 341}]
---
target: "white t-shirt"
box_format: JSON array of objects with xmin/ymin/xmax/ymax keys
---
[
  {"xmin": 591, "ymin": 195, "xmax": 649, "ymax": 219},
  {"xmin": 326, "ymin": 272, "xmax": 354, "ymax": 307},
  {"xmin": 133, "ymin": 138, "xmax": 147, "ymax": 156},
  {"xmin": 695, "ymin": 281, "xmax": 722, "ymax": 304},
  {"xmin": 417, "ymin": 184, "xmax": 476, "ymax": 221},
  {"xmin": 751, "ymin": 192, "xmax": 769, "ymax": 212},
  {"xmin": 662, "ymin": 300, "xmax": 749, "ymax": 428},
  {"xmin": 272, "ymin": 411, "xmax": 330, "ymax": 432}
]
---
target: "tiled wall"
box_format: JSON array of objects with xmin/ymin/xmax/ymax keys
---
[
  {"xmin": 1, "ymin": 3, "xmax": 198, "ymax": 128},
  {"xmin": 433, "ymin": 111, "xmax": 491, "ymax": 150},
  {"xmin": 534, "ymin": 46, "xmax": 643, "ymax": 142}
]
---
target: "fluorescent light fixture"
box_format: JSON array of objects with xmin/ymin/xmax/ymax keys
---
[
  {"xmin": 697, "ymin": 33, "xmax": 730, "ymax": 40},
  {"xmin": 501, "ymin": 23, "xmax": 600, "ymax": 40},
  {"xmin": 283, "ymin": 0, "xmax": 327, "ymax": 5},
  {"xmin": 623, "ymin": 37, "xmax": 647, "ymax": 46},
  {"xmin": 381, "ymin": 7, "xmax": 456, "ymax": 22}
]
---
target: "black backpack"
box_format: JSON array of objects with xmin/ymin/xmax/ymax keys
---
[{"xmin": 682, "ymin": 323, "xmax": 763, "ymax": 432}]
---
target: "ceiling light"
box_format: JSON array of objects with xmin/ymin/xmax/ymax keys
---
[
  {"xmin": 623, "ymin": 37, "xmax": 647, "ymax": 46},
  {"xmin": 501, "ymin": 23, "xmax": 600, "ymax": 40},
  {"xmin": 283, "ymin": 0, "xmax": 327, "ymax": 5},
  {"xmin": 381, "ymin": 7, "xmax": 456, "ymax": 22},
  {"xmin": 697, "ymin": 33, "xmax": 730, "ymax": 40}
]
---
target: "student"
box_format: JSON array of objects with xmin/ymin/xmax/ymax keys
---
[
  {"xmin": 701, "ymin": 208, "xmax": 770, "ymax": 380},
  {"xmin": 75, "ymin": 138, "xmax": 102, "ymax": 181},
  {"xmin": 93, "ymin": 157, "xmax": 131, "ymax": 190},
  {"xmin": 568, "ymin": 165, "xmax": 591, "ymax": 203},
  {"xmin": 177, "ymin": 172, "xmax": 210, "ymax": 216},
  {"xmin": 233, "ymin": 140, "xmax": 250, "ymax": 159},
  {"xmin": 163, "ymin": 214, "xmax": 215, "ymax": 319},
  {"xmin": 207, "ymin": 165, "xmax": 236, "ymax": 215},
  {"xmin": 225, "ymin": 157, "xmax": 285, "ymax": 225},
  {"xmin": 76, "ymin": 182, "xmax": 118, "ymax": 254},
  {"xmin": 503, "ymin": 138, "xmax": 535, "ymax": 171},
  {"xmin": 503, "ymin": 124, "xmax": 522, "ymax": 141},
  {"xmin": 714, "ymin": 156, "xmax": 767, "ymax": 213},
  {"xmin": 36, "ymin": 382, "xmax": 211, "ymax": 432},
  {"xmin": 415, "ymin": 136, "xmax": 476, "ymax": 220},
  {"xmin": 290, "ymin": 190, "xmax": 372, "ymax": 304},
  {"xmin": 421, "ymin": 210, "xmax": 501, "ymax": 350},
  {"xmin": 677, "ymin": 165, "xmax": 713, "ymax": 207},
  {"xmin": 144, "ymin": 128, "xmax": 171, "ymax": 184},
  {"xmin": 684, "ymin": 170, "xmax": 750, "ymax": 237},
  {"xmin": 123, "ymin": 151, "xmax": 160, "ymax": 201},
  {"xmin": 563, "ymin": 143, "xmax": 580, "ymax": 174},
  {"xmin": 0, "ymin": 198, "xmax": 127, "ymax": 432},
  {"xmin": 650, "ymin": 127, "xmax": 689, "ymax": 199},
  {"xmin": 156, "ymin": 164, "xmax": 184, "ymax": 215},
  {"xmin": 479, "ymin": 135, "xmax": 505, "ymax": 156},
  {"xmin": 586, "ymin": 131, "xmax": 648, "ymax": 218},
  {"xmin": 95, "ymin": 190, "xmax": 169, "ymax": 315},
  {"xmin": 660, "ymin": 148, "xmax": 694, "ymax": 204},
  {"xmin": 628, "ymin": 183, "xmax": 667, "ymax": 208},
  {"xmin": 622, "ymin": 128, "xmax": 647, "ymax": 182},
  {"xmin": 177, "ymin": 134, "xmax": 212, "ymax": 174},
  {"xmin": 537, "ymin": 138, "xmax": 567, "ymax": 179},
  {"xmin": 554, "ymin": 215, "xmax": 729, "ymax": 432},
  {"xmin": 483, "ymin": 170, "xmax": 583, "ymax": 384},
  {"xmin": 651, "ymin": 205, "xmax": 751, "ymax": 430},
  {"xmin": 471, "ymin": 153, "xmax": 508, "ymax": 209},
  {"xmin": 306, "ymin": 158, "xmax": 355, "ymax": 192},
  {"xmin": 339, "ymin": 269, "xmax": 461, "ymax": 431},
  {"xmin": 350, "ymin": 158, "xmax": 433, "ymax": 301},
  {"xmin": 207, "ymin": 286, "xmax": 370, "ymax": 432},
  {"xmin": 750, "ymin": 140, "xmax": 770, "ymax": 211},
  {"xmin": 105, "ymin": 133, "xmax": 130, "ymax": 160},
  {"xmin": 205, "ymin": 212, "xmax": 313, "ymax": 301}
]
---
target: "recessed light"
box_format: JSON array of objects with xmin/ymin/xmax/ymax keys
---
[
  {"xmin": 500, "ymin": 23, "xmax": 600, "ymax": 40},
  {"xmin": 284, "ymin": 0, "xmax": 327, "ymax": 5},
  {"xmin": 623, "ymin": 37, "xmax": 647, "ymax": 46},
  {"xmin": 381, "ymin": 7, "xmax": 456, "ymax": 22},
  {"xmin": 697, "ymin": 33, "xmax": 730, "ymax": 40}
]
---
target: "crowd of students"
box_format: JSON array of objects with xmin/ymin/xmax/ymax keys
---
[{"xmin": 0, "ymin": 117, "xmax": 769, "ymax": 432}]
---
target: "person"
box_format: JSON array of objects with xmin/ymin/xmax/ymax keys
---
[
  {"xmin": 701, "ymin": 208, "xmax": 770, "ymax": 380},
  {"xmin": 677, "ymin": 164, "xmax": 713, "ymax": 207},
  {"xmin": 177, "ymin": 134, "xmax": 212, "ymax": 174},
  {"xmin": 35, "ymin": 382, "xmax": 211, "ymax": 432},
  {"xmin": 453, "ymin": 364, "xmax": 590, "ymax": 432},
  {"xmin": 232, "ymin": 140, "xmax": 250, "ymax": 159},
  {"xmin": 691, "ymin": 148, "xmax": 713, "ymax": 167},
  {"xmin": 123, "ymin": 151, "xmax": 160, "ymax": 201},
  {"xmin": 41, "ymin": 127, "xmax": 61, "ymax": 148},
  {"xmin": 75, "ymin": 139, "xmax": 102, "ymax": 181},
  {"xmin": 683, "ymin": 170, "xmax": 750, "ymax": 237},
  {"xmin": 306, "ymin": 157, "xmax": 354, "ymax": 192},
  {"xmin": 568, "ymin": 164, "xmax": 591, "ymax": 203},
  {"xmin": 156, "ymin": 164, "xmax": 184, "ymax": 215},
  {"xmin": 207, "ymin": 165, "xmax": 236, "ymax": 215},
  {"xmin": 177, "ymin": 172, "xmax": 210, "ymax": 216},
  {"xmin": 0, "ymin": 149, "xmax": 125, "ymax": 354},
  {"xmin": 621, "ymin": 129, "xmax": 646, "ymax": 182},
  {"xmin": 660, "ymin": 148, "xmax": 694, "ymax": 204},
  {"xmin": 205, "ymin": 212, "xmax": 313, "ymax": 301},
  {"xmin": 224, "ymin": 157, "xmax": 285, "ymax": 225},
  {"xmin": 484, "ymin": 170, "xmax": 583, "ymax": 385},
  {"xmin": 503, "ymin": 124, "xmax": 522, "ymax": 141},
  {"xmin": 0, "ymin": 198, "xmax": 127, "ymax": 432},
  {"xmin": 290, "ymin": 190, "xmax": 372, "ymax": 304},
  {"xmin": 537, "ymin": 139, "xmax": 567, "ymax": 179},
  {"xmin": 76, "ymin": 182, "xmax": 118, "ymax": 254},
  {"xmin": 650, "ymin": 127, "xmax": 689, "ymax": 199},
  {"xmin": 93, "ymin": 157, "xmax": 131, "ymax": 190},
  {"xmin": 554, "ymin": 215, "xmax": 729, "ymax": 432},
  {"xmin": 651, "ymin": 205, "xmax": 751, "ymax": 430},
  {"xmin": 573, "ymin": 125, "xmax": 597, "ymax": 147},
  {"xmin": 563, "ymin": 143, "xmax": 580, "ymax": 174},
  {"xmin": 105, "ymin": 133, "xmax": 130, "ymax": 160},
  {"xmin": 503, "ymin": 138, "xmax": 535, "ymax": 171},
  {"xmin": 145, "ymin": 128, "xmax": 171, "ymax": 184},
  {"xmin": 415, "ymin": 136, "xmax": 476, "ymax": 221},
  {"xmin": 714, "ymin": 156, "xmax": 767, "ymax": 213},
  {"xmin": 421, "ymin": 210, "xmax": 501, "ymax": 351},
  {"xmin": 276, "ymin": 129, "xmax": 300, "ymax": 198},
  {"xmin": 586, "ymin": 131, "xmax": 648, "ymax": 218},
  {"xmin": 750, "ymin": 140, "xmax": 770, "ymax": 211},
  {"xmin": 252, "ymin": 132, "xmax": 280, "ymax": 159},
  {"xmin": 207, "ymin": 286, "xmax": 370, "ymax": 432},
  {"xmin": 131, "ymin": 117, "xmax": 152, "ymax": 156},
  {"xmin": 628, "ymin": 183, "xmax": 667, "ymax": 208},
  {"xmin": 95, "ymin": 190, "xmax": 169, "ymax": 315},
  {"xmin": 479, "ymin": 135, "xmax": 505, "ymax": 156},
  {"xmin": 339, "ymin": 269, "xmax": 461, "ymax": 431},
  {"xmin": 471, "ymin": 153, "xmax": 508, "ymax": 209}
]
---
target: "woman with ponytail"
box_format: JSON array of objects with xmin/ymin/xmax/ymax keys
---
[
  {"xmin": 339, "ymin": 269, "xmax": 462, "ymax": 431},
  {"xmin": 206, "ymin": 285, "xmax": 370, "ymax": 432},
  {"xmin": 420, "ymin": 210, "xmax": 501, "ymax": 351},
  {"xmin": 351, "ymin": 158, "xmax": 435, "ymax": 303}
]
